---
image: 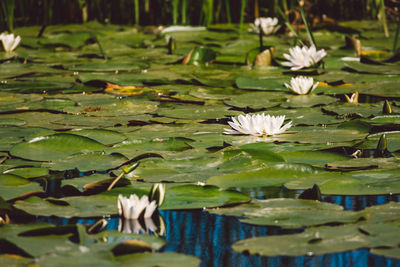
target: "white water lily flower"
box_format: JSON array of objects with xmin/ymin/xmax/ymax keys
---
[
  {"xmin": 0, "ymin": 32, "xmax": 21, "ymax": 52},
  {"xmin": 282, "ymin": 45, "xmax": 326, "ymax": 71},
  {"xmin": 284, "ymin": 76, "xmax": 319, "ymax": 95},
  {"xmin": 250, "ymin": 17, "xmax": 280, "ymax": 35},
  {"xmin": 224, "ymin": 113, "xmax": 292, "ymax": 136},
  {"xmin": 118, "ymin": 194, "xmax": 157, "ymax": 219}
]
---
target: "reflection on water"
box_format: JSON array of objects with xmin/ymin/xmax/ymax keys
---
[
  {"xmin": 322, "ymin": 194, "xmax": 400, "ymax": 211},
  {"xmin": 118, "ymin": 216, "xmax": 166, "ymax": 236},
  {"xmin": 41, "ymin": 194, "xmax": 400, "ymax": 267}
]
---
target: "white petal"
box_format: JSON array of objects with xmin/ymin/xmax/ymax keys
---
[
  {"xmin": 280, "ymin": 120, "xmax": 293, "ymax": 133},
  {"xmin": 144, "ymin": 200, "xmax": 157, "ymax": 218},
  {"xmin": 11, "ymin": 35, "xmax": 21, "ymax": 51}
]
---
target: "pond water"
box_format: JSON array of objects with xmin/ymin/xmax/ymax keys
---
[
  {"xmin": 1, "ymin": 20, "xmax": 400, "ymax": 266},
  {"xmin": 40, "ymin": 194, "xmax": 400, "ymax": 267}
]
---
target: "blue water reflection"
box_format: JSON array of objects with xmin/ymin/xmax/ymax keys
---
[
  {"xmin": 41, "ymin": 193, "xmax": 400, "ymax": 267},
  {"xmin": 322, "ymin": 194, "xmax": 400, "ymax": 211}
]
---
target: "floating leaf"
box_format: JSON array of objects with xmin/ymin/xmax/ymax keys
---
[
  {"xmin": 43, "ymin": 152, "xmax": 128, "ymax": 172},
  {"xmin": 211, "ymin": 198, "xmax": 362, "ymax": 228},
  {"xmin": 10, "ymin": 133, "xmax": 107, "ymax": 161},
  {"xmin": 182, "ymin": 47, "xmax": 217, "ymax": 65},
  {"xmin": 64, "ymin": 129, "xmax": 126, "ymax": 145},
  {"xmin": 160, "ymin": 184, "xmax": 251, "ymax": 210},
  {"xmin": 207, "ymin": 164, "xmax": 318, "ymax": 189},
  {"xmin": 0, "ymin": 174, "xmax": 43, "ymax": 200}
]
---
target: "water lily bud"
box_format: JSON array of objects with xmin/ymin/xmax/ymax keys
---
[
  {"xmin": 345, "ymin": 92, "xmax": 359, "ymax": 103},
  {"xmin": 345, "ymin": 36, "xmax": 362, "ymax": 56},
  {"xmin": 376, "ymin": 134, "xmax": 388, "ymax": 157},
  {"xmin": 168, "ymin": 36, "xmax": 176, "ymax": 55},
  {"xmin": 299, "ymin": 184, "xmax": 321, "ymax": 201},
  {"xmin": 253, "ymin": 48, "xmax": 274, "ymax": 66},
  {"xmin": 382, "ymin": 100, "xmax": 392, "ymax": 114},
  {"xmin": 88, "ymin": 218, "xmax": 108, "ymax": 234},
  {"xmin": 149, "ymin": 183, "xmax": 166, "ymax": 206},
  {"xmin": 123, "ymin": 162, "xmax": 139, "ymax": 174}
]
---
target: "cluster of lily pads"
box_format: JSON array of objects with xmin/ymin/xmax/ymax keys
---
[
  {"xmin": 0, "ymin": 18, "xmax": 400, "ymax": 265},
  {"xmin": 225, "ymin": 18, "xmax": 327, "ymax": 137}
]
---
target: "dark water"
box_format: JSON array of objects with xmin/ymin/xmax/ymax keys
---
[{"xmin": 41, "ymin": 194, "xmax": 400, "ymax": 267}]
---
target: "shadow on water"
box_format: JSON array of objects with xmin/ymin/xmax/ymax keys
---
[{"xmin": 40, "ymin": 193, "xmax": 400, "ymax": 267}]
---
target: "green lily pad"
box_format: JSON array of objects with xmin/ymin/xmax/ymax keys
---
[
  {"xmin": 285, "ymin": 169, "xmax": 400, "ymax": 195},
  {"xmin": 232, "ymin": 224, "xmax": 369, "ymax": 256},
  {"xmin": 63, "ymin": 99, "xmax": 158, "ymax": 116},
  {"xmin": 235, "ymin": 76, "xmax": 288, "ymax": 91},
  {"xmin": 160, "ymin": 184, "xmax": 251, "ymax": 210},
  {"xmin": 276, "ymin": 127, "xmax": 368, "ymax": 145},
  {"xmin": 322, "ymin": 102, "xmax": 384, "ymax": 118},
  {"xmin": 107, "ymin": 137, "xmax": 191, "ymax": 159},
  {"xmin": 210, "ymin": 198, "xmax": 362, "ymax": 228},
  {"xmin": 0, "ymin": 174, "xmax": 43, "ymax": 200},
  {"xmin": 371, "ymin": 247, "xmax": 400, "ymax": 259},
  {"xmin": 207, "ymin": 164, "xmax": 318, "ymax": 189},
  {"xmin": 0, "ymin": 118, "xmax": 26, "ymax": 126},
  {"xmin": 64, "ymin": 129, "xmax": 127, "ymax": 145},
  {"xmin": 3, "ymin": 167, "xmax": 49, "ymax": 179},
  {"xmin": 13, "ymin": 195, "xmax": 119, "ymax": 218},
  {"xmin": 43, "ymin": 152, "xmax": 128, "ymax": 172},
  {"xmin": 281, "ymin": 94, "xmax": 338, "ymax": 108},
  {"xmin": 10, "ymin": 133, "xmax": 107, "ymax": 161},
  {"xmin": 326, "ymin": 157, "xmax": 400, "ymax": 171},
  {"xmin": 224, "ymin": 92, "xmax": 283, "ymax": 109},
  {"xmin": 344, "ymin": 61, "xmax": 400, "ymax": 75},
  {"xmin": 131, "ymin": 167, "xmax": 197, "ymax": 183},
  {"xmin": 362, "ymin": 115, "xmax": 400, "ymax": 126},
  {"xmin": 0, "ymin": 223, "xmax": 169, "ymax": 265},
  {"xmin": 357, "ymin": 131, "xmax": 400, "ymax": 152},
  {"xmin": 157, "ymin": 105, "xmax": 239, "ymax": 120},
  {"xmin": 279, "ymin": 150, "xmax": 350, "ymax": 166},
  {"xmin": 39, "ymin": 32, "xmax": 93, "ymax": 49}
]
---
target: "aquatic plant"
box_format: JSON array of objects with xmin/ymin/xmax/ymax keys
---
[
  {"xmin": 284, "ymin": 76, "xmax": 319, "ymax": 95},
  {"xmin": 250, "ymin": 17, "xmax": 280, "ymax": 35},
  {"xmin": 345, "ymin": 92, "xmax": 359, "ymax": 103},
  {"xmin": 282, "ymin": 45, "xmax": 327, "ymax": 71},
  {"xmin": 118, "ymin": 194, "xmax": 157, "ymax": 219},
  {"xmin": 0, "ymin": 32, "xmax": 21, "ymax": 52},
  {"xmin": 224, "ymin": 113, "xmax": 292, "ymax": 136}
]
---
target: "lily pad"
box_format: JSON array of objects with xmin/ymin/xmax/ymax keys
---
[
  {"xmin": 0, "ymin": 174, "xmax": 43, "ymax": 200},
  {"xmin": 3, "ymin": 167, "xmax": 49, "ymax": 179},
  {"xmin": 43, "ymin": 152, "xmax": 128, "ymax": 172},
  {"xmin": 207, "ymin": 164, "xmax": 318, "ymax": 189},
  {"xmin": 235, "ymin": 76, "xmax": 288, "ymax": 91},
  {"xmin": 64, "ymin": 129, "xmax": 127, "ymax": 145},
  {"xmin": 160, "ymin": 184, "xmax": 251, "ymax": 210},
  {"xmin": 326, "ymin": 157, "xmax": 400, "ymax": 171},
  {"xmin": 224, "ymin": 92, "xmax": 283, "ymax": 109},
  {"xmin": 157, "ymin": 105, "xmax": 239, "ymax": 120},
  {"xmin": 232, "ymin": 223, "xmax": 390, "ymax": 256},
  {"xmin": 39, "ymin": 32, "xmax": 93, "ymax": 49},
  {"xmin": 285, "ymin": 169, "xmax": 400, "ymax": 195},
  {"xmin": 357, "ymin": 131, "xmax": 400, "ymax": 152},
  {"xmin": 211, "ymin": 198, "xmax": 362, "ymax": 228},
  {"xmin": 10, "ymin": 133, "xmax": 107, "ymax": 161},
  {"xmin": 281, "ymin": 94, "xmax": 338, "ymax": 108}
]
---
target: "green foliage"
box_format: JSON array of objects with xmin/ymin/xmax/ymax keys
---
[{"xmin": 2, "ymin": 0, "xmax": 395, "ymax": 29}]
